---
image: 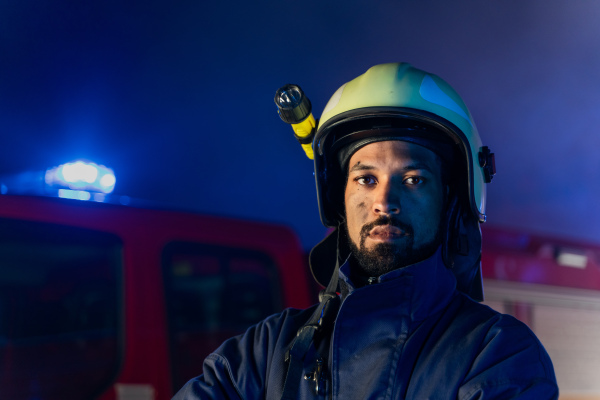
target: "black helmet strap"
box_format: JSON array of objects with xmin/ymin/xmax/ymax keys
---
[{"xmin": 281, "ymin": 227, "xmax": 343, "ymax": 399}]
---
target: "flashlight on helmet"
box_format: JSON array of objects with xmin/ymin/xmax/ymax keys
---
[{"xmin": 274, "ymin": 84, "xmax": 316, "ymax": 160}]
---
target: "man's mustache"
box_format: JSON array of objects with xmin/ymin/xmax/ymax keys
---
[{"xmin": 359, "ymin": 215, "xmax": 414, "ymax": 239}]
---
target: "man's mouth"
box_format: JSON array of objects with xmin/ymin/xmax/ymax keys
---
[{"xmin": 367, "ymin": 225, "xmax": 407, "ymax": 240}]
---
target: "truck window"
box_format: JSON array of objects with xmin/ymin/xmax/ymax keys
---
[
  {"xmin": 0, "ymin": 217, "xmax": 123, "ymax": 400},
  {"xmin": 162, "ymin": 241, "xmax": 282, "ymax": 392}
]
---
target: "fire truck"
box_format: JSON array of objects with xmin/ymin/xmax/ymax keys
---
[
  {"xmin": 1, "ymin": 161, "xmax": 599, "ymax": 399},
  {"xmin": 0, "ymin": 163, "xmax": 313, "ymax": 400}
]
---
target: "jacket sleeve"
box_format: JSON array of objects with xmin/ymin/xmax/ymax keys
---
[
  {"xmin": 458, "ymin": 314, "xmax": 559, "ymax": 400},
  {"xmin": 171, "ymin": 352, "xmax": 246, "ymax": 400},
  {"xmin": 171, "ymin": 307, "xmax": 313, "ymax": 400}
]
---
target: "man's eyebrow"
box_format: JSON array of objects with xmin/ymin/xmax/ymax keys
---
[
  {"xmin": 348, "ymin": 161, "xmax": 434, "ymax": 173},
  {"xmin": 402, "ymin": 162, "xmax": 435, "ymax": 173},
  {"xmin": 348, "ymin": 163, "xmax": 375, "ymax": 173}
]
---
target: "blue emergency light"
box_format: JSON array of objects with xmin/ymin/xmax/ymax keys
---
[{"xmin": 45, "ymin": 161, "xmax": 116, "ymax": 196}]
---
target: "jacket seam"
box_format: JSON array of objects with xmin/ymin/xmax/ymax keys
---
[{"xmin": 206, "ymin": 353, "xmax": 246, "ymax": 399}]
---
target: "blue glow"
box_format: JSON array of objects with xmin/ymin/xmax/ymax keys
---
[
  {"xmin": 419, "ymin": 75, "xmax": 472, "ymax": 126},
  {"xmin": 46, "ymin": 160, "xmax": 116, "ymax": 193},
  {"xmin": 58, "ymin": 189, "xmax": 92, "ymax": 201}
]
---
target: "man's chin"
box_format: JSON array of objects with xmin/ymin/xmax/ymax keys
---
[
  {"xmin": 351, "ymin": 242, "xmax": 405, "ymax": 277},
  {"xmin": 350, "ymin": 239, "xmax": 441, "ymax": 278}
]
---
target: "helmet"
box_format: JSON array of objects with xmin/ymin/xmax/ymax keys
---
[{"xmin": 309, "ymin": 63, "xmax": 496, "ymax": 301}]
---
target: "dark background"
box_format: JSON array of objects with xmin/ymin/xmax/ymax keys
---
[{"xmin": 2, "ymin": 1, "xmax": 599, "ymax": 250}]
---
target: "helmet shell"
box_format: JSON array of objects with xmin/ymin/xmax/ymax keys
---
[{"xmin": 314, "ymin": 62, "xmax": 486, "ymax": 227}]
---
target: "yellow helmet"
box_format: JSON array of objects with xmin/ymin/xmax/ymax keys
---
[{"xmin": 310, "ymin": 62, "xmax": 496, "ymax": 301}]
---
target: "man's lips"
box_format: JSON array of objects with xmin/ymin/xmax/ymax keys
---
[{"xmin": 367, "ymin": 225, "xmax": 407, "ymax": 240}]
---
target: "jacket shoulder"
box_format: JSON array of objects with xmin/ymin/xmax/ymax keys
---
[
  {"xmin": 455, "ymin": 295, "xmax": 559, "ymax": 399},
  {"xmin": 408, "ymin": 294, "xmax": 558, "ymax": 399},
  {"xmin": 173, "ymin": 305, "xmax": 319, "ymax": 399}
]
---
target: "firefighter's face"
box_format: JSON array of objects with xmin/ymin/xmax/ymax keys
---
[{"xmin": 344, "ymin": 141, "xmax": 445, "ymax": 276}]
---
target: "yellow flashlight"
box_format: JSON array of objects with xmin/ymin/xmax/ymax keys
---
[{"xmin": 274, "ymin": 84, "xmax": 316, "ymax": 160}]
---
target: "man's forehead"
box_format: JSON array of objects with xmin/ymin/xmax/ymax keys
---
[{"xmin": 346, "ymin": 141, "xmax": 441, "ymax": 172}]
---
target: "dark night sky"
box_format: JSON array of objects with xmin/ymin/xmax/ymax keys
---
[{"xmin": 2, "ymin": 1, "xmax": 600, "ymax": 249}]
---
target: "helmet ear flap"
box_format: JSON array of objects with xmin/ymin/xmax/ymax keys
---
[
  {"xmin": 442, "ymin": 195, "xmax": 484, "ymax": 301},
  {"xmin": 309, "ymin": 225, "xmax": 351, "ymax": 288}
]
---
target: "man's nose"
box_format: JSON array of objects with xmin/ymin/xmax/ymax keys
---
[{"xmin": 372, "ymin": 180, "xmax": 400, "ymax": 215}]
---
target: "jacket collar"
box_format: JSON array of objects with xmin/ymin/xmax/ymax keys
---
[{"xmin": 337, "ymin": 247, "xmax": 458, "ymax": 321}]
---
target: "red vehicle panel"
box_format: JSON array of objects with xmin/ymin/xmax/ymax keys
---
[
  {"xmin": 0, "ymin": 194, "xmax": 313, "ymax": 399},
  {"xmin": 481, "ymin": 225, "xmax": 600, "ymax": 291}
]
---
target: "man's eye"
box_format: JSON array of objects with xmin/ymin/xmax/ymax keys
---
[
  {"xmin": 404, "ymin": 176, "xmax": 424, "ymax": 185},
  {"xmin": 356, "ymin": 176, "xmax": 377, "ymax": 185}
]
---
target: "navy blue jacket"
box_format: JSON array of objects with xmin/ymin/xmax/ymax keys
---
[{"xmin": 173, "ymin": 249, "xmax": 558, "ymax": 399}]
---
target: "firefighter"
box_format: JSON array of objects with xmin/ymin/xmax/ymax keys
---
[{"xmin": 174, "ymin": 63, "xmax": 558, "ymax": 399}]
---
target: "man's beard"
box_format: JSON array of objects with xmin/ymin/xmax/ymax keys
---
[{"xmin": 346, "ymin": 215, "xmax": 442, "ymax": 278}]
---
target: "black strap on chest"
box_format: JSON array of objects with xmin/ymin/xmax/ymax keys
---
[{"xmin": 280, "ymin": 263, "xmax": 341, "ymax": 400}]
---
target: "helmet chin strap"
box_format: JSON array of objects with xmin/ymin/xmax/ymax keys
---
[
  {"xmin": 281, "ymin": 227, "xmax": 344, "ymax": 399},
  {"xmin": 309, "ymin": 221, "xmax": 351, "ymax": 288}
]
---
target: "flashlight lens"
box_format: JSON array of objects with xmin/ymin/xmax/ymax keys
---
[
  {"xmin": 275, "ymin": 84, "xmax": 312, "ymax": 124},
  {"xmin": 277, "ymin": 86, "xmax": 302, "ymax": 109}
]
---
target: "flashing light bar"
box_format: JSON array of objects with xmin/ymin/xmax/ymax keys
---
[
  {"xmin": 58, "ymin": 188, "xmax": 92, "ymax": 201},
  {"xmin": 45, "ymin": 161, "xmax": 116, "ymax": 194}
]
